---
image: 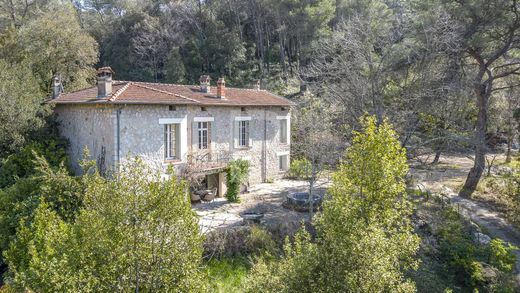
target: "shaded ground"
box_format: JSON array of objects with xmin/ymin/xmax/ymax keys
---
[
  {"xmin": 193, "ymin": 179, "xmax": 329, "ymax": 233},
  {"xmin": 410, "ymin": 153, "xmax": 520, "ymax": 284}
]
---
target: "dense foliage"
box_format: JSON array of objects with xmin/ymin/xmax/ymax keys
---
[
  {"xmin": 245, "ymin": 116, "xmax": 419, "ymax": 292},
  {"xmin": 0, "ymin": 0, "xmax": 520, "ymax": 291},
  {"xmin": 287, "ymin": 158, "xmax": 311, "ymax": 180},
  {"xmin": 225, "ymin": 159, "xmax": 250, "ymax": 202},
  {"xmin": 3, "ymin": 159, "xmax": 204, "ymax": 292}
]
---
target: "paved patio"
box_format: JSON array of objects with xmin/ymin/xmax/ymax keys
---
[{"xmin": 193, "ymin": 179, "xmax": 329, "ymax": 233}]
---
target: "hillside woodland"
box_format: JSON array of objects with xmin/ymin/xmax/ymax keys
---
[{"xmin": 1, "ymin": 0, "xmax": 520, "ymax": 292}]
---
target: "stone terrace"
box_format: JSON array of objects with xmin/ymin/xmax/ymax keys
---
[{"xmin": 193, "ymin": 179, "xmax": 330, "ymax": 233}]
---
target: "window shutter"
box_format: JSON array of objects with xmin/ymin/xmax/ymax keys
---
[
  {"xmin": 192, "ymin": 121, "xmax": 199, "ymax": 150},
  {"xmin": 233, "ymin": 120, "xmax": 239, "ymax": 149},
  {"xmin": 247, "ymin": 120, "xmax": 253, "ymax": 147},
  {"xmin": 163, "ymin": 125, "xmax": 167, "ymax": 159},
  {"xmin": 175, "ymin": 124, "xmax": 181, "ymax": 159},
  {"xmin": 286, "ymin": 116, "xmax": 291, "ymax": 145},
  {"xmin": 208, "ymin": 122, "xmax": 214, "ymax": 151}
]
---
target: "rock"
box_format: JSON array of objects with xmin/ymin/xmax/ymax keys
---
[
  {"xmin": 440, "ymin": 186, "xmax": 455, "ymax": 196},
  {"xmin": 497, "ymin": 166, "xmax": 513, "ymax": 176},
  {"xmin": 481, "ymin": 263, "xmax": 499, "ymax": 282},
  {"xmin": 473, "ymin": 232, "xmax": 491, "ymax": 245}
]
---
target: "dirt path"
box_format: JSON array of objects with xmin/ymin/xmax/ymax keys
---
[
  {"xmin": 410, "ymin": 154, "xmax": 520, "ymax": 284},
  {"xmin": 450, "ymin": 195, "xmax": 520, "ymax": 283}
]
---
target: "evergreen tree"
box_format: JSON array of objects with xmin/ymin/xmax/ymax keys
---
[
  {"xmin": 4, "ymin": 159, "xmax": 205, "ymax": 292},
  {"xmin": 245, "ymin": 116, "xmax": 419, "ymax": 292}
]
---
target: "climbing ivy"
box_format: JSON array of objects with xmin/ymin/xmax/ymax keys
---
[{"xmin": 225, "ymin": 159, "xmax": 250, "ymax": 202}]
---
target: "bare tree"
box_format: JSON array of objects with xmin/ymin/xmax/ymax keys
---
[{"xmin": 292, "ymin": 94, "xmax": 343, "ymax": 219}]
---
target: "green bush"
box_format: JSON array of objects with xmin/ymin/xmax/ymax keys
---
[
  {"xmin": 245, "ymin": 226, "xmax": 278, "ymax": 257},
  {"xmin": 437, "ymin": 208, "xmax": 481, "ymax": 287},
  {"xmin": 0, "ymin": 155, "xmax": 82, "ymax": 269},
  {"xmin": 225, "ymin": 159, "xmax": 249, "ymax": 202},
  {"xmin": 0, "ymin": 137, "xmax": 69, "ymax": 189},
  {"xmin": 205, "ymin": 257, "xmax": 249, "ymax": 292},
  {"xmin": 245, "ymin": 116, "xmax": 419, "ymax": 292},
  {"xmin": 287, "ymin": 158, "xmax": 311, "ymax": 180},
  {"xmin": 4, "ymin": 159, "xmax": 205, "ymax": 292},
  {"xmin": 488, "ymin": 238, "xmax": 517, "ymax": 273}
]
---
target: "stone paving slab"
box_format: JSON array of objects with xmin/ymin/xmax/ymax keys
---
[{"xmin": 193, "ymin": 179, "xmax": 330, "ymax": 233}]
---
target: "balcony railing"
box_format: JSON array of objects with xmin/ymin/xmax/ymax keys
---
[{"xmin": 186, "ymin": 149, "xmax": 231, "ymax": 173}]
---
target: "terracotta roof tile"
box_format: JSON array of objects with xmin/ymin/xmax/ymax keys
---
[{"xmin": 49, "ymin": 81, "xmax": 295, "ymax": 107}]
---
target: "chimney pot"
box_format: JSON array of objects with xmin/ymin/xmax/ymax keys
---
[
  {"xmin": 217, "ymin": 77, "xmax": 226, "ymax": 99},
  {"xmin": 96, "ymin": 67, "xmax": 114, "ymax": 98},
  {"xmin": 199, "ymin": 75, "xmax": 211, "ymax": 93},
  {"xmin": 254, "ymin": 79, "xmax": 261, "ymax": 90},
  {"xmin": 52, "ymin": 75, "xmax": 63, "ymax": 99}
]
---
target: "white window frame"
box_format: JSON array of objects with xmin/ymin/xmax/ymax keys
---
[
  {"xmin": 198, "ymin": 121, "xmax": 209, "ymax": 149},
  {"xmin": 280, "ymin": 119, "xmax": 287, "ymax": 144},
  {"xmin": 159, "ymin": 116, "xmax": 187, "ymax": 162},
  {"xmin": 278, "ymin": 154, "xmax": 289, "ymax": 171},
  {"xmin": 238, "ymin": 120, "xmax": 249, "ymax": 147},
  {"xmin": 276, "ymin": 115, "xmax": 290, "ymax": 145},
  {"xmin": 164, "ymin": 124, "xmax": 179, "ymax": 160}
]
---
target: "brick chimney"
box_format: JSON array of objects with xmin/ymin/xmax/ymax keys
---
[
  {"xmin": 199, "ymin": 75, "xmax": 211, "ymax": 93},
  {"xmin": 217, "ymin": 77, "xmax": 226, "ymax": 99},
  {"xmin": 254, "ymin": 79, "xmax": 261, "ymax": 90},
  {"xmin": 51, "ymin": 75, "xmax": 63, "ymax": 99},
  {"xmin": 96, "ymin": 67, "xmax": 114, "ymax": 98}
]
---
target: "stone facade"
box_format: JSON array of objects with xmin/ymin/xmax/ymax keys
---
[{"xmin": 55, "ymin": 103, "xmax": 291, "ymax": 184}]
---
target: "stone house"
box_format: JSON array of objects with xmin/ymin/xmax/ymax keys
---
[{"xmin": 49, "ymin": 68, "xmax": 293, "ymax": 196}]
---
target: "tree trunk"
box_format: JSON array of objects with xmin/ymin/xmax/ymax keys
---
[
  {"xmin": 308, "ymin": 177, "xmax": 314, "ymax": 221},
  {"xmin": 506, "ymin": 136, "xmax": 512, "ymax": 163},
  {"xmin": 506, "ymin": 92, "xmax": 514, "ymax": 163},
  {"xmin": 459, "ymin": 81, "xmax": 490, "ymax": 197},
  {"xmin": 432, "ymin": 149, "xmax": 442, "ymax": 165},
  {"xmin": 308, "ymin": 162, "xmax": 316, "ymax": 221},
  {"xmin": 279, "ymin": 32, "xmax": 287, "ymax": 80}
]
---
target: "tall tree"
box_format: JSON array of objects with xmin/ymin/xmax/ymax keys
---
[
  {"xmin": 245, "ymin": 116, "xmax": 419, "ymax": 292},
  {"xmin": 15, "ymin": 3, "xmax": 98, "ymax": 92},
  {"xmin": 0, "ymin": 61, "xmax": 44, "ymax": 157},
  {"xmin": 425, "ymin": 0, "xmax": 520, "ymax": 197},
  {"xmin": 291, "ymin": 94, "xmax": 342, "ymax": 218}
]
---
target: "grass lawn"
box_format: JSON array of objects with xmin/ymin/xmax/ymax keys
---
[{"xmin": 205, "ymin": 257, "xmax": 250, "ymax": 293}]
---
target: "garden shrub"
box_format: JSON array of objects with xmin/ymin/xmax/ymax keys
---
[
  {"xmin": 204, "ymin": 225, "xmax": 279, "ymax": 258},
  {"xmin": 488, "ymin": 238, "xmax": 517, "ymax": 273},
  {"xmin": 204, "ymin": 226, "xmax": 252, "ymax": 258},
  {"xmin": 437, "ymin": 208, "xmax": 481, "ymax": 287},
  {"xmin": 435, "ymin": 207, "xmax": 517, "ymax": 290},
  {"xmin": 502, "ymin": 160, "xmax": 520, "ymax": 227},
  {"xmin": 287, "ymin": 158, "xmax": 311, "ymax": 180},
  {"xmin": 0, "ymin": 139, "xmax": 68, "ymax": 189},
  {"xmin": 225, "ymin": 159, "xmax": 249, "ymax": 202},
  {"xmin": 4, "ymin": 159, "xmax": 205, "ymax": 292},
  {"xmin": 245, "ymin": 225, "xmax": 278, "ymax": 256},
  {"xmin": 245, "ymin": 116, "xmax": 420, "ymax": 292}
]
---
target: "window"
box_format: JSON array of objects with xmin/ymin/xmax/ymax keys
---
[
  {"xmin": 201, "ymin": 106, "xmax": 207, "ymax": 111},
  {"xmin": 198, "ymin": 122, "xmax": 209, "ymax": 149},
  {"xmin": 238, "ymin": 120, "xmax": 249, "ymax": 147},
  {"xmin": 169, "ymin": 105, "xmax": 176, "ymax": 111},
  {"xmin": 279, "ymin": 155, "xmax": 288, "ymax": 171},
  {"xmin": 280, "ymin": 119, "xmax": 288, "ymax": 144},
  {"xmin": 164, "ymin": 124, "xmax": 179, "ymax": 160}
]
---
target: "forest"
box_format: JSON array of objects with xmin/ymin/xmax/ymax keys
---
[{"xmin": 1, "ymin": 0, "xmax": 520, "ymax": 292}]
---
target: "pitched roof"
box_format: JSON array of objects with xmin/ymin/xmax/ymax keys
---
[{"xmin": 49, "ymin": 81, "xmax": 295, "ymax": 107}]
